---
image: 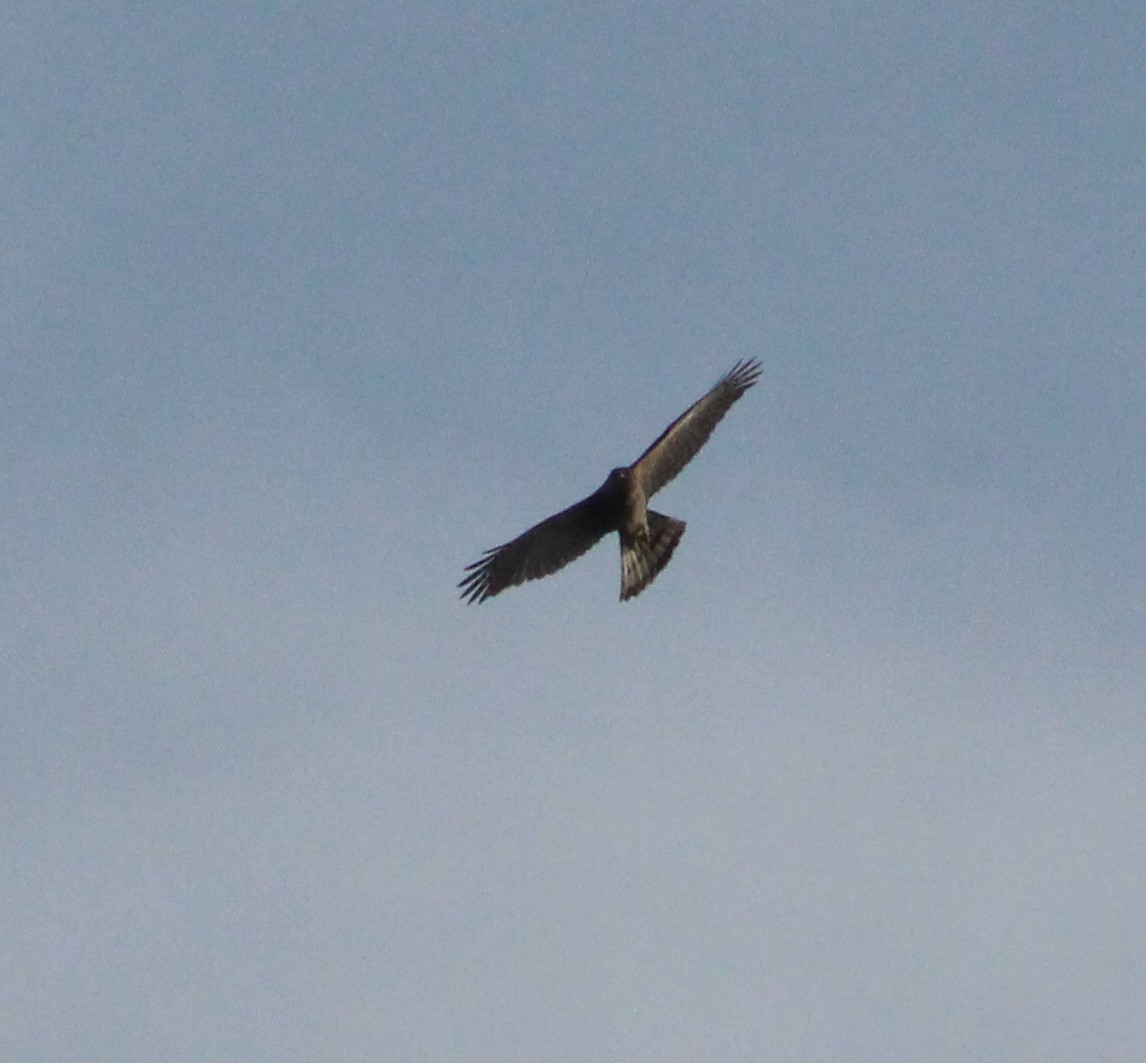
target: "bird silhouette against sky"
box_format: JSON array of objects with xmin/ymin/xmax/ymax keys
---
[{"xmin": 459, "ymin": 359, "xmax": 762, "ymax": 603}]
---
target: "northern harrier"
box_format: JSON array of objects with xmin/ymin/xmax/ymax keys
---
[{"xmin": 459, "ymin": 358, "xmax": 761, "ymax": 603}]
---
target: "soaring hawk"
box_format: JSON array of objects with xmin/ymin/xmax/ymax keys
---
[{"xmin": 459, "ymin": 358, "xmax": 761, "ymax": 603}]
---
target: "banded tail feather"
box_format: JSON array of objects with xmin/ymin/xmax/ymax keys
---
[{"xmin": 620, "ymin": 511, "xmax": 686, "ymax": 601}]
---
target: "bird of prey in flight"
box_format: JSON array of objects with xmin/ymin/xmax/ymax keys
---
[{"xmin": 459, "ymin": 358, "xmax": 762, "ymax": 604}]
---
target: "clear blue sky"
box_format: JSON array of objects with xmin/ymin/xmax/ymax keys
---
[{"xmin": 4, "ymin": 3, "xmax": 1145, "ymax": 1060}]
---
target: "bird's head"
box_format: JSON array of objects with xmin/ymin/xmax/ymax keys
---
[{"xmin": 602, "ymin": 467, "xmax": 632, "ymax": 492}]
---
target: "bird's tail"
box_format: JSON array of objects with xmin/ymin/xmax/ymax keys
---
[{"xmin": 620, "ymin": 511, "xmax": 686, "ymax": 601}]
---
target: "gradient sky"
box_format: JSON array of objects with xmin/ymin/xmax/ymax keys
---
[{"xmin": 4, "ymin": 3, "xmax": 1145, "ymax": 1060}]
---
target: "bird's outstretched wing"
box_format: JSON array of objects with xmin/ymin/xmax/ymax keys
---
[
  {"xmin": 459, "ymin": 494, "xmax": 614, "ymax": 604},
  {"xmin": 631, "ymin": 358, "xmax": 762, "ymax": 498}
]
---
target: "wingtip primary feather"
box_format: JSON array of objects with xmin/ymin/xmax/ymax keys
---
[{"xmin": 722, "ymin": 357, "xmax": 762, "ymax": 392}]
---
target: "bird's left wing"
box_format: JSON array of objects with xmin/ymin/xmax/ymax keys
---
[
  {"xmin": 459, "ymin": 493, "xmax": 613, "ymax": 604},
  {"xmin": 631, "ymin": 358, "xmax": 761, "ymax": 498}
]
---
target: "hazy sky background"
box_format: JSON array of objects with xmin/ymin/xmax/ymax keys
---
[{"xmin": 4, "ymin": 2, "xmax": 1145, "ymax": 1060}]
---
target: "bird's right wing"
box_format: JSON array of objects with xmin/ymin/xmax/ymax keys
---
[
  {"xmin": 631, "ymin": 358, "xmax": 762, "ymax": 499},
  {"xmin": 459, "ymin": 494, "xmax": 613, "ymax": 603}
]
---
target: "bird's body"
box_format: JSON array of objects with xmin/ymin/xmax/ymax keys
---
[{"xmin": 459, "ymin": 359, "xmax": 761, "ymax": 603}]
